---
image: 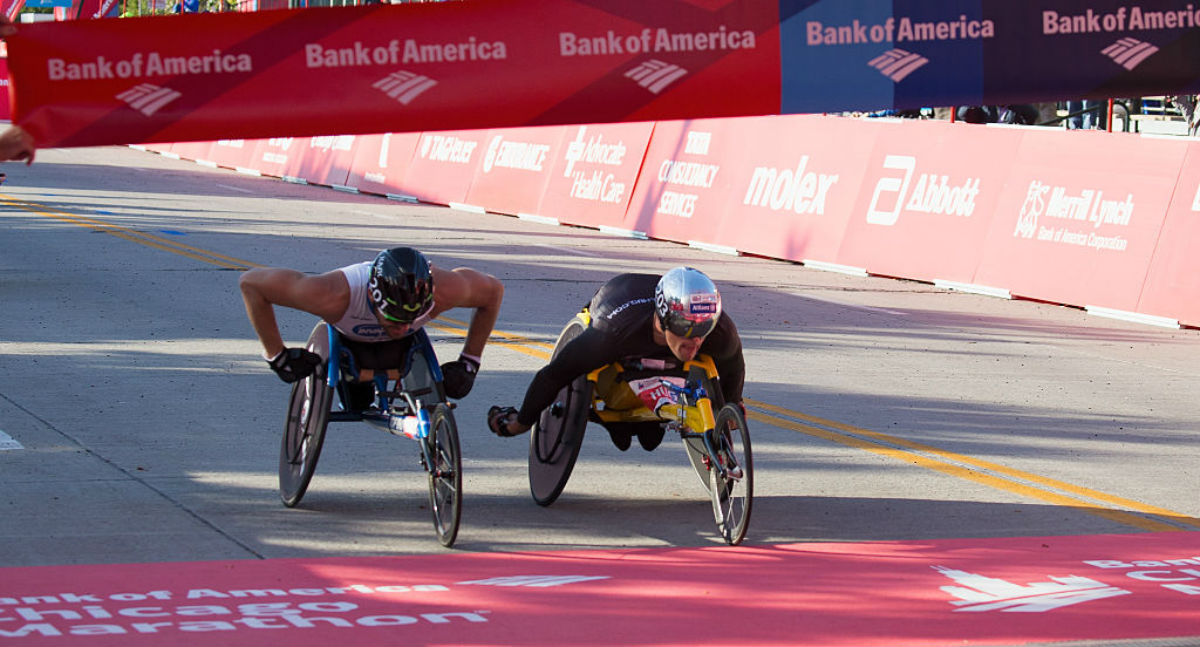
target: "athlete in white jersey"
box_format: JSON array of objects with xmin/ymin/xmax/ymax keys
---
[{"xmin": 240, "ymin": 247, "xmax": 504, "ymax": 401}]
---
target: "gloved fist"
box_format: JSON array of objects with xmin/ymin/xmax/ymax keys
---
[
  {"xmin": 267, "ymin": 347, "xmax": 322, "ymax": 383},
  {"xmin": 440, "ymin": 354, "xmax": 480, "ymax": 399}
]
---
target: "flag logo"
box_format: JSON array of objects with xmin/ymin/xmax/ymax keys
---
[
  {"xmin": 625, "ymin": 59, "xmax": 688, "ymax": 94},
  {"xmin": 374, "ymin": 71, "xmax": 438, "ymax": 105},
  {"xmin": 868, "ymin": 49, "xmax": 928, "ymax": 82},
  {"xmin": 1101, "ymin": 38, "xmax": 1158, "ymax": 70},
  {"xmin": 116, "ymin": 84, "xmax": 181, "ymax": 116}
]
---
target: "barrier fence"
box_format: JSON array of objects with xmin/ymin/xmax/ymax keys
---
[{"xmin": 138, "ymin": 114, "xmax": 1200, "ymax": 329}]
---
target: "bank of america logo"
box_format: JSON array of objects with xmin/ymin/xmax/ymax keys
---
[
  {"xmin": 373, "ymin": 71, "xmax": 437, "ymax": 105},
  {"xmin": 868, "ymin": 49, "xmax": 928, "ymax": 82},
  {"xmin": 116, "ymin": 84, "xmax": 181, "ymax": 116},
  {"xmin": 1101, "ymin": 38, "xmax": 1158, "ymax": 70},
  {"xmin": 625, "ymin": 59, "xmax": 687, "ymax": 94}
]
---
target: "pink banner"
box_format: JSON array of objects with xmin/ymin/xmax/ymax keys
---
[
  {"xmin": 401, "ymin": 130, "xmax": 489, "ymax": 206},
  {"xmin": 1136, "ymin": 140, "xmax": 1200, "ymax": 326},
  {"xmin": 5, "ymin": 0, "xmax": 781, "ymax": 148},
  {"xmin": 973, "ymin": 131, "xmax": 1188, "ymax": 312},
  {"xmin": 540, "ymin": 122, "xmax": 654, "ymax": 228},
  {"xmin": 464, "ymin": 126, "xmax": 567, "ymax": 218},
  {"xmin": 344, "ymin": 132, "xmax": 421, "ymax": 199},
  {"xmin": 280, "ymin": 135, "xmax": 358, "ymax": 187}
]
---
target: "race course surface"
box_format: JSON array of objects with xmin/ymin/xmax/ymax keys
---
[{"xmin": 0, "ymin": 147, "xmax": 1197, "ymax": 646}]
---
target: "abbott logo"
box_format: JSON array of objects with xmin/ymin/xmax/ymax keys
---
[
  {"xmin": 116, "ymin": 84, "xmax": 180, "ymax": 116},
  {"xmin": 1101, "ymin": 38, "xmax": 1158, "ymax": 70},
  {"xmin": 625, "ymin": 59, "xmax": 687, "ymax": 94},
  {"xmin": 1014, "ymin": 180, "xmax": 1048, "ymax": 238},
  {"xmin": 866, "ymin": 155, "xmax": 981, "ymax": 225},
  {"xmin": 1192, "ymin": 181, "xmax": 1200, "ymax": 212},
  {"xmin": 868, "ymin": 49, "xmax": 928, "ymax": 82},
  {"xmin": 373, "ymin": 71, "xmax": 437, "ymax": 105}
]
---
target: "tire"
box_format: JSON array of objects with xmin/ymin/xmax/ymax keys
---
[
  {"xmin": 529, "ymin": 315, "xmax": 592, "ymax": 506},
  {"xmin": 426, "ymin": 403, "xmax": 462, "ymax": 548},
  {"xmin": 709, "ymin": 403, "xmax": 753, "ymax": 545},
  {"xmin": 279, "ymin": 322, "xmax": 333, "ymax": 508}
]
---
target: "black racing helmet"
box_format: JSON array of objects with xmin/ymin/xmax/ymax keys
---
[
  {"xmin": 654, "ymin": 266, "xmax": 721, "ymax": 339},
  {"xmin": 369, "ymin": 247, "xmax": 434, "ymax": 324}
]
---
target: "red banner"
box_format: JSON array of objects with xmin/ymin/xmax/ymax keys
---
[
  {"xmin": 5, "ymin": 0, "xmax": 781, "ymax": 148},
  {"xmin": 402, "ymin": 130, "xmax": 489, "ymax": 206},
  {"xmin": 344, "ymin": 132, "xmax": 421, "ymax": 199}
]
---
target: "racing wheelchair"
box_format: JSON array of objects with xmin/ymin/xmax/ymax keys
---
[
  {"xmin": 529, "ymin": 311, "xmax": 753, "ymax": 545},
  {"xmin": 278, "ymin": 321, "xmax": 462, "ymax": 547}
]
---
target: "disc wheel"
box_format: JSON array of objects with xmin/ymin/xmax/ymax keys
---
[
  {"xmin": 708, "ymin": 403, "xmax": 753, "ymax": 545},
  {"xmin": 426, "ymin": 403, "xmax": 462, "ymax": 547},
  {"xmin": 529, "ymin": 315, "xmax": 592, "ymax": 506},
  {"xmin": 279, "ymin": 322, "xmax": 333, "ymax": 508}
]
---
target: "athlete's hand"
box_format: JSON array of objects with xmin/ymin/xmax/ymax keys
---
[
  {"xmin": 267, "ymin": 347, "xmax": 322, "ymax": 383},
  {"xmin": 440, "ymin": 354, "xmax": 479, "ymax": 399}
]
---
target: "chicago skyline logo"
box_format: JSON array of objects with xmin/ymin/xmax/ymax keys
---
[
  {"xmin": 868, "ymin": 48, "xmax": 928, "ymax": 82},
  {"xmin": 1101, "ymin": 37, "xmax": 1159, "ymax": 70},
  {"xmin": 115, "ymin": 83, "xmax": 181, "ymax": 116},
  {"xmin": 373, "ymin": 71, "xmax": 438, "ymax": 105},
  {"xmin": 625, "ymin": 59, "xmax": 688, "ymax": 94}
]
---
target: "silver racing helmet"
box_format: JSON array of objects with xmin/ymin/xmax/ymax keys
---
[{"xmin": 654, "ymin": 266, "xmax": 722, "ymax": 339}]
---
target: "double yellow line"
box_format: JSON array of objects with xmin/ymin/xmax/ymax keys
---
[{"xmin": 10, "ymin": 195, "xmax": 1198, "ymax": 533}]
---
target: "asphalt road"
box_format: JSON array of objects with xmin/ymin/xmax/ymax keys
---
[{"xmin": 1, "ymin": 145, "xmax": 1197, "ymax": 571}]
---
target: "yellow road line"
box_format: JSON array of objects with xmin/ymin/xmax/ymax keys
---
[{"xmin": 15, "ymin": 194, "xmax": 1195, "ymax": 532}]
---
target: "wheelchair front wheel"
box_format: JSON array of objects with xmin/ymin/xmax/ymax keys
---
[
  {"xmin": 709, "ymin": 403, "xmax": 753, "ymax": 545},
  {"xmin": 279, "ymin": 323, "xmax": 333, "ymax": 508},
  {"xmin": 426, "ymin": 403, "xmax": 462, "ymax": 547}
]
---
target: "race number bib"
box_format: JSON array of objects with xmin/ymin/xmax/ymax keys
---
[{"xmin": 627, "ymin": 376, "xmax": 685, "ymax": 414}]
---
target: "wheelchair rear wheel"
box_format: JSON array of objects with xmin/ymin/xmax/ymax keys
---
[
  {"xmin": 709, "ymin": 403, "xmax": 753, "ymax": 545},
  {"xmin": 426, "ymin": 403, "xmax": 462, "ymax": 547},
  {"xmin": 279, "ymin": 322, "xmax": 333, "ymax": 508},
  {"xmin": 529, "ymin": 315, "xmax": 592, "ymax": 506}
]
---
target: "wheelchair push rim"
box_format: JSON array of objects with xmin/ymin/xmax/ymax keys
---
[
  {"xmin": 278, "ymin": 322, "xmax": 333, "ymax": 508},
  {"xmin": 708, "ymin": 403, "xmax": 753, "ymax": 545}
]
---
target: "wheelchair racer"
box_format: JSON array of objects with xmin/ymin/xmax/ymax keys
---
[
  {"xmin": 489, "ymin": 266, "xmax": 745, "ymax": 451},
  {"xmin": 240, "ymin": 246, "xmax": 504, "ymax": 407}
]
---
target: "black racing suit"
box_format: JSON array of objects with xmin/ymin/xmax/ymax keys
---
[{"xmin": 516, "ymin": 273, "xmax": 745, "ymax": 428}]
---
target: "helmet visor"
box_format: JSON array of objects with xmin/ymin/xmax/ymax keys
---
[{"xmin": 377, "ymin": 296, "xmax": 434, "ymax": 325}]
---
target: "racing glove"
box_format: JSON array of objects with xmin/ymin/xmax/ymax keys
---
[
  {"xmin": 267, "ymin": 347, "xmax": 322, "ymax": 383},
  {"xmin": 440, "ymin": 354, "xmax": 480, "ymax": 399}
]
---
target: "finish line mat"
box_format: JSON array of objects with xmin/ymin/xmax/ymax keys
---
[{"xmin": 1, "ymin": 532, "xmax": 1197, "ymax": 646}]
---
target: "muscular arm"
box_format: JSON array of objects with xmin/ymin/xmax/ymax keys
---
[
  {"xmin": 238, "ymin": 268, "xmax": 348, "ymax": 358},
  {"xmin": 429, "ymin": 266, "xmax": 504, "ymax": 359},
  {"xmin": 516, "ymin": 326, "xmax": 616, "ymax": 428},
  {"xmin": 708, "ymin": 315, "xmax": 746, "ymax": 406}
]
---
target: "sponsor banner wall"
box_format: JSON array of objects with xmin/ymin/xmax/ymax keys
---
[
  {"xmin": 344, "ymin": 132, "xmax": 422, "ymax": 199},
  {"xmin": 623, "ymin": 118, "xmax": 736, "ymax": 241},
  {"xmin": 280, "ymin": 134, "xmax": 358, "ymax": 187},
  {"xmin": 711, "ymin": 114, "xmax": 875, "ymax": 264},
  {"xmin": 167, "ymin": 139, "xmax": 215, "ymax": 163},
  {"xmin": 540, "ymin": 122, "xmax": 654, "ymax": 229},
  {"xmin": 200, "ymin": 137, "xmax": 260, "ymax": 171},
  {"xmin": 972, "ymin": 130, "xmax": 1187, "ymax": 312},
  {"xmin": 0, "ymin": 56, "xmax": 10, "ymax": 121},
  {"xmin": 836, "ymin": 119, "xmax": 1021, "ymax": 283},
  {"xmin": 1136, "ymin": 140, "xmax": 1200, "ymax": 326},
  {"xmin": 401, "ymin": 130, "xmax": 489, "ymax": 206},
  {"xmin": 464, "ymin": 126, "xmax": 566, "ymax": 218}
]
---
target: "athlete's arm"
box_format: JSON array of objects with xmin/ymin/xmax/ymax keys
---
[
  {"xmin": 707, "ymin": 314, "xmax": 746, "ymax": 407},
  {"xmin": 239, "ymin": 268, "xmax": 349, "ymax": 359},
  {"xmin": 514, "ymin": 326, "xmax": 615, "ymax": 429},
  {"xmin": 428, "ymin": 266, "xmax": 504, "ymax": 360}
]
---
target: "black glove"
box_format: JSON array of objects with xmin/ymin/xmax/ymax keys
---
[
  {"xmin": 267, "ymin": 347, "xmax": 322, "ymax": 383},
  {"xmin": 488, "ymin": 405, "xmax": 520, "ymax": 437},
  {"xmin": 440, "ymin": 354, "xmax": 480, "ymax": 399}
]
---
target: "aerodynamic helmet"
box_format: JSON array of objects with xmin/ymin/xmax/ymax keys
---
[
  {"xmin": 654, "ymin": 266, "xmax": 721, "ymax": 339},
  {"xmin": 369, "ymin": 247, "xmax": 434, "ymax": 324}
]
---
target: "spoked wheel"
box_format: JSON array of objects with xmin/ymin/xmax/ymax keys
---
[
  {"xmin": 279, "ymin": 322, "xmax": 333, "ymax": 508},
  {"xmin": 425, "ymin": 403, "xmax": 462, "ymax": 547},
  {"xmin": 708, "ymin": 403, "xmax": 753, "ymax": 545},
  {"xmin": 529, "ymin": 315, "xmax": 592, "ymax": 506}
]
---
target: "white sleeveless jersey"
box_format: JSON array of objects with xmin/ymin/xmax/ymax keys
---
[{"xmin": 332, "ymin": 262, "xmax": 432, "ymax": 342}]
